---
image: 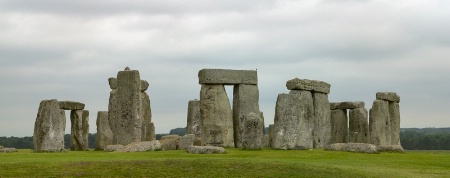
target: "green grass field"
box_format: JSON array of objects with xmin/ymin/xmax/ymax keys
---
[{"xmin": 1, "ymin": 149, "xmax": 449, "ymax": 177}]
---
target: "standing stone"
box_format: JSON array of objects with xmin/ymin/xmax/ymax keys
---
[
  {"xmin": 70, "ymin": 110, "xmax": 87, "ymax": 151},
  {"xmin": 140, "ymin": 80, "xmax": 152, "ymax": 141},
  {"xmin": 330, "ymin": 109, "xmax": 348, "ymax": 143},
  {"xmin": 34, "ymin": 99, "xmax": 66, "ymax": 152},
  {"xmin": 312, "ymin": 92, "xmax": 331, "ymax": 148},
  {"xmin": 233, "ymin": 84, "xmax": 260, "ymax": 148},
  {"xmin": 242, "ymin": 112, "xmax": 263, "ymax": 150},
  {"xmin": 186, "ymin": 100, "xmax": 201, "ymax": 144},
  {"xmin": 273, "ymin": 91, "xmax": 313, "ymax": 150},
  {"xmin": 369, "ymin": 100, "xmax": 389, "ymax": 145},
  {"xmin": 115, "ymin": 69, "xmax": 142, "ymax": 145},
  {"xmin": 389, "ymin": 102, "xmax": 401, "ymax": 145},
  {"xmin": 82, "ymin": 110, "xmax": 89, "ymax": 150},
  {"xmin": 148, "ymin": 122, "xmax": 156, "ymax": 141},
  {"xmin": 96, "ymin": 111, "xmax": 113, "ymax": 150},
  {"xmin": 268, "ymin": 124, "xmax": 274, "ymax": 148},
  {"xmin": 108, "ymin": 77, "xmax": 119, "ymax": 144},
  {"xmin": 349, "ymin": 108, "xmax": 369, "ymax": 143},
  {"xmin": 200, "ymin": 84, "xmax": 234, "ymax": 147}
]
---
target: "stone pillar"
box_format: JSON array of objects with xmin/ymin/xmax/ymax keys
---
[
  {"xmin": 369, "ymin": 100, "xmax": 389, "ymax": 145},
  {"xmin": 33, "ymin": 99, "xmax": 66, "ymax": 152},
  {"xmin": 233, "ymin": 84, "xmax": 260, "ymax": 148},
  {"xmin": 186, "ymin": 100, "xmax": 201, "ymax": 144},
  {"xmin": 140, "ymin": 80, "xmax": 152, "ymax": 141},
  {"xmin": 149, "ymin": 122, "xmax": 156, "ymax": 141},
  {"xmin": 82, "ymin": 110, "xmax": 89, "ymax": 150},
  {"xmin": 70, "ymin": 110, "xmax": 88, "ymax": 151},
  {"xmin": 390, "ymin": 102, "xmax": 401, "ymax": 145},
  {"xmin": 349, "ymin": 108, "xmax": 369, "ymax": 143},
  {"xmin": 273, "ymin": 91, "xmax": 313, "ymax": 150},
  {"xmin": 115, "ymin": 68, "xmax": 142, "ymax": 145},
  {"xmin": 330, "ymin": 109, "xmax": 348, "ymax": 143},
  {"xmin": 107, "ymin": 77, "xmax": 118, "ymax": 144},
  {"xmin": 242, "ymin": 112, "xmax": 263, "ymax": 150},
  {"xmin": 268, "ymin": 124, "xmax": 274, "ymax": 148},
  {"xmin": 96, "ymin": 111, "xmax": 112, "ymax": 150},
  {"xmin": 312, "ymin": 92, "xmax": 331, "ymax": 148},
  {"xmin": 200, "ymin": 84, "xmax": 234, "ymax": 147}
]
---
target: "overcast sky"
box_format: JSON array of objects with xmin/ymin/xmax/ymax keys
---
[{"xmin": 1, "ymin": 0, "xmax": 449, "ymax": 137}]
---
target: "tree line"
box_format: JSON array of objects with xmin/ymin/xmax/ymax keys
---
[{"xmin": 1, "ymin": 128, "xmax": 449, "ymax": 150}]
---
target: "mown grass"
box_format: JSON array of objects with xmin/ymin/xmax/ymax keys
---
[{"xmin": 1, "ymin": 149, "xmax": 449, "ymax": 177}]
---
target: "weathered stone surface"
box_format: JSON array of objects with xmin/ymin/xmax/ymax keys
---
[
  {"xmin": 286, "ymin": 78, "xmax": 331, "ymax": 94},
  {"xmin": 262, "ymin": 135, "xmax": 269, "ymax": 148},
  {"xmin": 273, "ymin": 91, "xmax": 313, "ymax": 150},
  {"xmin": 325, "ymin": 143, "xmax": 378, "ymax": 154},
  {"xmin": 108, "ymin": 77, "xmax": 117, "ymax": 89},
  {"xmin": 312, "ymin": 92, "xmax": 331, "ymax": 148},
  {"xmin": 187, "ymin": 146, "xmax": 226, "ymax": 154},
  {"xmin": 70, "ymin": 110, "xmax": 89, "ymax": 151},
  {"xmin": 369, "ymin": 100, "xmax": 390, "ymax": 145},
  {"xmin": 330, "ymin": 109, "xmax": 348, "ymax": 143},
  {"xmin": 268, "ymin": 124, "xmax": 274, "ymax": 148},
  {"xmin": 34, "ymin": 99, "xmax": 66, "ymax": 152},
  {"xmin": 119, "ymin": 141, "xmax": 161, "ymax": 152},
  {"xmin": 96, "ymin": 111, "xmax": 113, "ymax": 150},
  {"xmin": 160, "ymin": 139, "xmax": 178, "ymax": 151},
  {"xmin": 186, "ymin": 100, "xmax": 201, "ymax": 144},
  {"xmin": 390, "ymin": 102, "xmax": 401, "ymax": 145},
  {"xmin": 108, "ymin": 82, "xmax": 118, "ymax": 144},
  {"xmin": 140, "ymin": 80, "xmax": 149, "ymax": 92},
  {"xmin": 376, "ymin": 92, "xmax": 400, "ymax": 102},
  {"xmin": 377, "ymin": 145, "xmax": 404, "ymax": 152},
  {"xmin": 82, "ymin": 110, "xmax": 89, "ymax": 149},
  {"xmin": 115, "ymin": 69, "xmax": 142, "ymax": 145},
  {"xmin": 233, "ymin": 84, "xmax": 260, "ymax": 148},
  {"xmin": 242, "ymin": 112, "xmax": 264, "ymax": 150},
  {"xmin": 104, "ymin": 144, "xmax": 125, "ymax": 152},
  {"xmin": 349, "ymin": 108, "xmax": 369, "ymax": 143},
  {"xmin": 330, "ymin": 101, "xmax": 365, "ymax": 110},
  {"xmin": 198, "ymin": 69, "xmax": 257, "ymax": 85},
  {"xmin": 179, "ymin": 134, "xmax": 196, "ymax": 150},
  {"xmin": 200, "ymin": 84, "xmax": 234, "ymax": 147},
  {"xmin": 148, "ymin": 122, "xmax": 156, "ymax": 141},
  {"xmin": 0, "ymin": 147, "xmax": 17, "ymax": 153},
  {"xmin": 58, "ymin": 101, "xmax": 85, "ymax": 110},
  {"xmin": 140, "ymin": 90, "xmax": 152, "ymax": 141}
]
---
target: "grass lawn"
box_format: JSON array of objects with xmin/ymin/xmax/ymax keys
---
[{"xmin": 1, "ymin": 149, "xmax": 449, "ymax": 177}]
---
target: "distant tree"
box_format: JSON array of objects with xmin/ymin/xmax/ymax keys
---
[{"xmin": 169, "ymin": 127, "xmax": 186, "ymax": 136}]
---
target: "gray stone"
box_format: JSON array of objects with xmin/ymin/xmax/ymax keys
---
[
  {"xmin": 140, "ymin": 80, "xmax": 149, "ymax": 92},
  {"xmin": 262, "ymin": 135, "xmax": 269, "ymax": 148},
  {"xmin": 96, "ymin": 111, "xmax": 113, "ymax": 150},
  {"xmin": 268, "ymin": 124, "xmax": 274, "ymax": 148},
  {"xmin": 390, "ymin": 102, "xmax": 401, "ymax": 145},
  {"xmin": 325, "ymin": 143, "xmax": 378, "ymax": 154},
  {"xmin": 187, "ymin": 146, "xmax": 226, "ymax": 154},
  {"xmin": 140, "ymin": 90, "xmax": 152, "ymax": 141},
  {"xmin": 104, "ymin": 144, "xmax": 125, "ymax": 152},
  {"xmin": 273, "ymin": 91, "xmax": 313, "ymax": 150},
  {"xmin": 70, "ymin": 110, "xmax": 89, "ymax": 151},
  {"xmin": 376, "ymin": 92, "xmax": 400, "ymax": 102},
  {"xmin": 58, "ymin": 101, "xmax": 85, "ymax": 110},
  {"xmin": 33, "ymin": 99, "xmax": 66, "ymax": 152},
  {"xmin": 312, "ymin": 92, "xmax": 331, "ymax": 148},
  {"xmin": 369, "ymin": 100, "xmax": 390, "ymax": 145},
  {"xmin": 330, "ymin": 101, "xmax": 365, "ymax": 110},
  {"xmin": 179, "ymin": 134, "xmax": 196, "ymax": 150},
  {"xmin": 148, "ymin": 122, "xmax": 156, "ymax": 141},
  {"xmin": 349, "ymin": 108, "xmax": 369, "ymax": 143},
  {"xmin": 377, "ymin": 145, "xmax": 404, "ymax": 152},
  {"xmin": 198, "ymin": 69, "xmax": 257, "ymax": 85},
  {"xmin": 0, "ymin": 148, "xmax": 17, "ymax": 153},
  {"xmin": 242, "ymin": 112, "xmax": 264, "ymax": 150},
  {"xmin": 200, "ymin": 84, "xmax": 234, "ymax": 147},
  {"xmin": 186, "ymin": 100, "xmax": 201, "ymax": 144},
  {"xmin": 324, "ymin": 143, "xmax": 346, "ymax": 151},
  {"xmin": 119, "ymin": 141, "xmax": 161, "ymax": 152},
  {"xmin": 233, "ymin": 84, "xmax": 260, "ymax": 148},
  {"xmin": 160, "ymin": 139, "xmax": 178, "ymax": 151},
  {"xmin": 330, "ymin": 109, "xmax": 348, "ymax": 144},
  {"xmin": 108, "ymin": 77, "xmax": 117, "ymax": 89},
  {"xmin": 286, "ymin": 78, "xmax": 331, "ymax": 94},
  {"xmin": 114, "ymin": 69, "xmax": 142, "ymax": 145},
  {"xmin": 108, "ymin": 82, "xmax": 118, "ymax": 144}
]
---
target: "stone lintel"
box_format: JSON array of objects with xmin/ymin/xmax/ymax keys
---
[
  {"xmin": 198, "ymin": 69, "xmax": 257, "ymax": 85},
  {"xmin": 286, "ymin": 78, "xmax": 330, "ymax": 94},
  {"xmin": 330, "ymin": 101, "xmax": 365, "ymax": 110},
  {"xmin": 376, "ymin": 92, "xmax": 400, "ymax": 102},
  {"xmin": 59, "ymin": 101, "xmax": 85, "ymax": 110}
]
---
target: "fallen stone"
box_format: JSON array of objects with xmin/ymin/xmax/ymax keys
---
[
  {"xmin": 104, "ymin": 144, "xmax": 125, "ymax": 152},
  {"xmin": 330, "ymin": 101, "xmax": 365, "ymax": 110},
  {"xmin": 58, "ymin": 101, "xmax": 85, "ymax": 110},
  {"xmin": 376, "ymin": 145, "xmax": 404, "ymax": 152},
  {"xmin": 312, "ymin": 92, "xmax": 331, "ymax": 148},
  {"xmin": 325, "ymin": 143, "xmax": 378, "ymax": 154},
  {"xmin": 187, "ymin": 146, "xmax": 226, "ymax": 154},
  {"xmin": 186, "ymin": 100, "xmax": 201, "ymax": 144},
  {"xmin": 233, "ymin": 84, "xmax": 260, "ymax": 148},
  {"xmin": 198, "ymin": 69, "xmax": 258, "ymax": 85},
  {"xmin": 96, "ymin": 111, "xmax": 113, "ymax": 150},
  {"xmin": 324, "ymin": 143, "xmax": 346, "ymax": 151},
  {"xmin": 286, "ymin": 78, "xmax": 330, "ymax": 94},
  {"xmin": 34, "ymin": 99, "xmax": 66, "ymax": 152},
  {"xmin": 376, "ymin": 92, "xmax": 400, "ymax": 102},
  {"xmin": 330, "ymin": 109, "xmax": 348, "ymax": 144},
  {"xmin": 179, "ymin": 134, "xmax": 196, "ymax": 150},
  {"xmin": 0, "ymin": 148, "xmax": 17, "ymax": 153},
  {"xmin": 160, "ymin": 139, "xmax": 178, "ymax": 151},
  {"xmin": 119, "ymin": 141, "xmax": 161, "ymax": 152},
  {"xmin": 242, "ymin": 112, "xmax": 264, "ymax": 150}
]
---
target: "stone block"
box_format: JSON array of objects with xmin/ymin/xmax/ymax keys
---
[
  {"xmin": 198, "ymin": 69, "xmax": 257, "ymax": 85},
  {"xmin": 286, "ymin": 78, "xmax": 330, "ymax": 94},
  {"xmin": 160, "ymin": 139, "xmax": 178, "ymax": 151},
  {"xmin": 330, "ymin": 101, "xmax": 365, "ymax": 110},
  {"xmin": 0, "ymin": 148, "xmax": 17, "ymax": 153},
  {"xmin": 140, "ymin": 80, "xmax": 149, "ymax": 92},
  {"xmin": 200, "ymin": 84, "xmax": 234, "ymax": 147},
  {"xmin": 312, "ymin": 92, "xmax": 331, "ymax": 148},
  {"xmin": 96, "ymin": 111, "xmax": 113, "ymax": 150},
  {"xmin": 119, "ymin": 141, "xmax": 161, "ymax": 152},
  {"xmin": 242, "ymin": 112, "xmax": 264, "ymax": 150},
  {"xmin": 33, "ymin": 99, "xmax": 66, "ymax": 152},
  {"xmin": 187, "ymin": 146, "xmax": 226, "ymax": 154},
  {"xmin": 268, "ymin": 124, "xmax": 274, "ymax": 148},
  {"xmin": 377, "ymin": 145, "xmax": 404, "ymax": 152},
  {"xmin": 140, "ymin": 91, "xmax": 151, "ymax": 141},
  {"xmin": 70, "ymin": 110, "xmax": 88, "ymax": 151},
  {"xmin": 149, "ymin": 122, "xmax": 156, "ymax": 141},
  {"xmin": 376, "ymin": 92, "xmax": 400, "ymax": 102},
  {"xmin": 186, "ymin": 100, "xmax": 201, "ymax": 144},
  {"xmin": 330, "ymin": 109, "xmax": 348, "ymax": 143},
  {"xmin": 233, "ymin": 84, "xmax": 260, "ymax": 148},
  {"xmin": 179, "ymin": 134, "xmax": 196, "ymax": 150},
  {"xmin": 58, "ymin": 101, "xmax": 85, "ymax": 110},
  {"xmin": 369, "ymin": 100, "xmax": 390, "ymax": 145},
  {"xmin": 108, "ymin": 77, "xmax": 117, "ymax": 89},
  {"xmin": 325, "ymin": 143, "xmax": 378, "ymax": 154},
  {"xmin": 390, "ymin": 102, "xmax": 401, "ymax": 145},
  {"xmin": 349, "ymin": 108, "xmax": 369, "ymax": 143},
  {"xmin": 104, "ymin": 144, "xmax": 125, "ymax": 152}
]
